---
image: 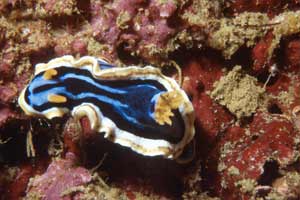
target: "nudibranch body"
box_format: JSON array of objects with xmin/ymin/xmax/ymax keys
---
[{"xmin": 18, "ymin": 55, "xmax": 195, "ymax": 160}]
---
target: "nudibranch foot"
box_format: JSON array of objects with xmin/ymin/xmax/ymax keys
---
[
  {"xmin": 72, "ymin": 103, "xmax": 103, "ymax": 131},
  {"xmin": 18, "ymin": 55, "xmax": 195, "ymax": 161},
  {"xmin": 175, "ymin": 139, "xmax": 196, "ymax": 164}
]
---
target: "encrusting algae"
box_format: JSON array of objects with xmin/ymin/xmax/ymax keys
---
[
  {"xmin": 210, "ymin": 66, "xmax": 265, "ymax": 119},
  {"xmin": 208, "ymin": 12, "xmax": 269, "ymax": 59},
  {"xmin": 0, "ymin": 0, "xmax": 300, "ymax": 199}
]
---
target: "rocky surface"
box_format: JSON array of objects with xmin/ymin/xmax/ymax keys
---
[{"xmin": 0, "ymin": 0, "xmax": 300, "ymax": 199}]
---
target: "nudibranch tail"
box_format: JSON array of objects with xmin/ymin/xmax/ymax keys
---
[{"xmin": 18, "ymin": 55, "xmax": 195, "ymax": 161}]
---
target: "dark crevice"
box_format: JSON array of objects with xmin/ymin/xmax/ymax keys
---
[
  {"xmin": 197, "ymin": 81, "xmax": 205, "ymax": 93},
  {"xmin": 251, "ymin": 134, "xmax": 259, "ymax": 141},
  {"xmin": 116, "ymin": 41, "xmax": 140, "ymax": 65},
  {"xmin": 225, "ymin": 46, "xmax": 253, "ymax": 70},
  {"xmin": 268, "ymin": 103, "xmax": 282, "ymax": 114},
  {"xmin": 82, "ymin": 133, "xmax": 184, "ymax": 198},
  {"xmin": 256, "ymin": 70, "xmax": 279, "ymax": 87},
  {"xmin": 239, "ymin": 115, "xmax": 254, "ymax": 127},
  {"xmin": 257, "ymin": 160, "xmax": 281, "ymax": 186},
  {"xmin": 77, "ymin": 0, "xmax": 91, "ymax": 21},
  {"xmin": 0, "ymin": 120, "xmax": 29, "ymax": 164},
  {"xmin": 0, "ymin": 118, "xmax": 59, "ymax": 164},
  {"xmin": 161, "ymin": 64, "xmax": 178, "ymax": 77}
]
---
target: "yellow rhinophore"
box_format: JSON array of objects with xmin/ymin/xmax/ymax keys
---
[{"xmin": 43, "ymin": 69, "xmax": 58, "ymax": 80}]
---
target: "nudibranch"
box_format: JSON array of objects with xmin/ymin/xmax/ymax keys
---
[{"xmin": 18, "ymin": 55, "xmax": 195, "ymax": 161}]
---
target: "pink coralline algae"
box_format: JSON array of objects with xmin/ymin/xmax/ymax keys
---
[
  {"xmin": 0, "ymin": 106, "xmax": 16, "ymax": 127},
  {"xmin": 0, "ymin": 1, "xmax": 300, "ymax": 199},
  {"xmin": 25, "ymin": 153, "xmax": 92, "ymax": 199},
  {"xmin": 90, "ymin": 0, "xmax": 180, "ymax": 63}
]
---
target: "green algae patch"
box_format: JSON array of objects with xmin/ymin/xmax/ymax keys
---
[
  {"xmin": 277, "ymin": 87, "xmax": 295, "ymax": 107},
  {"xmin": 116, "ymin": 11, "xmax": 131, "ymax": 30},
  {"xmin": 270, "ymin": 172, "xmax": 300, "ymax": 199},
  {"xmin": 183, "ymin": 192, "xmax": 220, "ymax": 200},
  {"xmin": 34, "ymin": 0, "xmax": 79, "ymax": 18},
  {"xmin": 87, "ymin": 38, "xmax": 110, "ymax": 58},
  {"xmin": 268, "ymin": 11, "xmax": 300, "ymax": 60},
  {"xmin": 234, "ymin": 178, "xmax": 257, "ymax": 194},
  {"xmin": 228, "ymin": 166, "xmax": 240, "ymax": 176},
  {"xmin": 210, "ymin": 66, "xmax": 265, "ymax": 119},
  {"xmin": 208, "ymin": 12, "xmax": 269, "ymax": 59},
  {"xmin": 182, "ymin": 0, "xmax": 221, "ymax": 27}
]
